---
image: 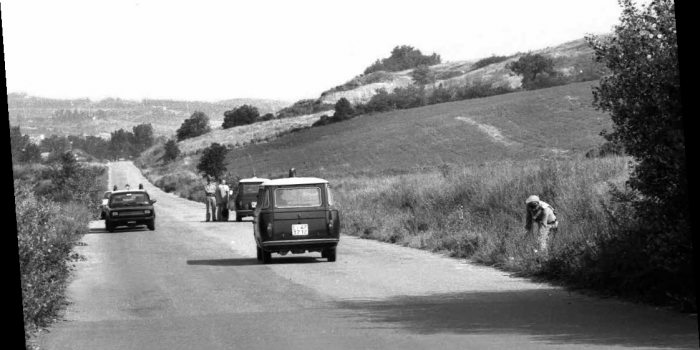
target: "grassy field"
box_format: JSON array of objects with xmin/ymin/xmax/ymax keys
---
[
  {"xmin": 223, "ymin": 81, "xmax": 610, "ymax": 179},
  {"xmin": 329, "ymin": 155, "xmax": 632, "ymax": 273}
]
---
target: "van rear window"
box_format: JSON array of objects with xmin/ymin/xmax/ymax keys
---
[
  {"xmin": 241, "ymin": 184, "xmax": 261, "ymax": 194},
  {"xmin": 274, "ymin": 187, "xmax": 322, "ymax": 208}
]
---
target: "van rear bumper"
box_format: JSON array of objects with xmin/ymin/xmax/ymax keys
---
[{"xmin": 261, "ymin": 238, "xmax": 339, "ymax": 251}]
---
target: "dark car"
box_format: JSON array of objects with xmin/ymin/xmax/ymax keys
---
[
  {"xmin": 233, "ymin": 177, "xmax": 269, "ymax": 222},
  {"xmin": 104, "ymin": 190, "xmax": 156, "ymax": 232},
  {"xmin": 99, "ymin": 190, "xmax": 113, "ymax": 219},
  {"xmin": 252, "ymin": 176, "xmax": 340, "ymax": 264}
]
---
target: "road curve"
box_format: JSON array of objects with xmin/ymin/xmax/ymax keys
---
[{"xmin": 35, "ymin": 161, "xmax": 698, "ymax": 350}]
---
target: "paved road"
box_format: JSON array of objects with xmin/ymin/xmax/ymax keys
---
[{"xmin": 36, "ymin": 161, "xmax": 698, "ymax": 349}]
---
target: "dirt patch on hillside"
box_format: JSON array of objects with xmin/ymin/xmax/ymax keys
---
[{"xmin": 456, "ymin": 116, "xmax": 521, "ymax": 148}]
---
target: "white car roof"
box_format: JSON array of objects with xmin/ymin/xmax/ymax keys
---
[
  {"xmin": 260, "ymin": 177, "xmax": 328, "ymax": 187},
  {"xmin": 111, "ymin": 190, "xmax": 148, "ymax": 194},
  {"xmin": 239, "ymin": 177, "xmax": 270, "ymax": 184}
]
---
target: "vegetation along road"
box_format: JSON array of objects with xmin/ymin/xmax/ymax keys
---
[{"xmin": 36, "ymin": 161, "xmax": 697, "ymax": 350}]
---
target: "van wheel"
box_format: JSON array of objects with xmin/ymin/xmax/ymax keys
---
[
  {"xmin": 256, "ymin": 246, "xmax": 262, "ymax": 261},
  {"xmin": 147, "ymin": 219, "xmax": 155, "ymax": 231},
  {"xmin": 106, "ymin": 220, "xmax": 115, "ymax": 233},
  {"xmin": 326, "ymin": 248, "xmax": 337, "ymax": 262},
  {"xmin": 236, "ymin": 213, "xmax": 242, "ymax": 222},
  {"xmin": 262, "ymin": 250, "xmax": 272, "ymax": 264}
]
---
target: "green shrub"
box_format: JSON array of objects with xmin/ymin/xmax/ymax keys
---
[
  {"xmin": 16, "ymin": 181, "xmax": 88, "ymax": 346},
  {"xmin": 470, "ymin": 55, "xmax": 510, "ymax": 71}
]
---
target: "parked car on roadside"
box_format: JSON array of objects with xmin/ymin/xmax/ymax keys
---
[
  {"xmin": 103, "ymin": 190, "xmax": 156, "ymax": 232},
  {"xmin": 233, "ymin": 177, "xmax": 269, "ymax": 222},
  {"xmin": 252, "ymin": 175, "xmax": 340, "ymax": 264}
]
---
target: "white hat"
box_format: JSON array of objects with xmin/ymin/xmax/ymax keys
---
[{"xmin": 525, "ymin": 195, "xmax": 540, "ymax": 204}]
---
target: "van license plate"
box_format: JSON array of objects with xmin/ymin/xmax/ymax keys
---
[{"xmin": 292, "ymin": 224, "xmax": 308, "ymax": 236}]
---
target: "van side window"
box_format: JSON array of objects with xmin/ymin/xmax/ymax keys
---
[
  {"xmin": 261, "ymin": 189, "xmax": 270, "ymax": 209},
  {"xmin": 327, "ymin": 185, "xmax": 334, "ymax": 206}
]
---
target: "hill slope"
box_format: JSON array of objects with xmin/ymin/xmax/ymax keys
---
[
  {"xmin": 319, "ymin": 37, "xmax": 604, "ymax": 105},
  {"xmin": 225, "ymin": 81, "xmax": 610, "ymax": 178}
]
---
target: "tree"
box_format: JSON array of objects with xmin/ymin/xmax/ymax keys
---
[
  {"xmin": 132, "ymin": 123, "xmax": 155, "ymax": 153},
  {"xmin": 332, "ymin": 98, "xmax": 354, "ymax": 121},
  {"xmin": 411, "ymin": 64, "xmax": 434, "ymax": 85},
  {"xmin": 196, "ymin": 143, "xmax": 228, "ymax": 179},
  {"xmin": 10, "ymin": 125, "xmax": 30, "ymax": 164},
  {"xmin": 109, "ymin": 129, "xmax": 136, "ymax": 158},
  {"xmin": 586, "ymin": 0, "xmax": 690, "ymax": 307},
  {"xmin": 162, "ymin": 139, "xmax": 181, "ymax": 163},
  {"xmin": 222, "ymin": 105, "xmax": 260, "ymax": 129},
  {"xmin": 20, "ymin": 143, "xmax": 42, "ymax": 163},
  {"xmin": 176, "ymin": 111, "xmax": 211, "ymax": 141},
  {"xmin": 506, "ymin": 52, "xmax": 556, "ymax": 89},
  {"xmin": 364, "ymin": 45, "xmax": 441, "ymax": 74}
]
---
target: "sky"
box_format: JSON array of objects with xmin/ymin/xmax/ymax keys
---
[{"xmin": 2, "ymin": 0, "xmax": 634, "ymax": 103}]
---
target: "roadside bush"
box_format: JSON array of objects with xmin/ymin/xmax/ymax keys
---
[{"xmin": 16, "ymin": 181, "xmax": 88, "ymax": 346}]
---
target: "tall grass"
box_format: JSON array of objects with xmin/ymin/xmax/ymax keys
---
[{"xmin": 331, "ymin": 156, "xmax": 632, "ymax": 275}]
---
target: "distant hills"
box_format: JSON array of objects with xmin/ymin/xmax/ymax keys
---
[{"xmin": 6, "ymin": 93, "xmax": 291, "ymax": 141}]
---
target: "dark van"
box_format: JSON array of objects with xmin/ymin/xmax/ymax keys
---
[
  {"xmin": 233, "ymin": 177, "xmax": 269, "ymax": 222},
  {"xmin": 252, "ymin": 177, "xmax": 340, "ymax": 263}
]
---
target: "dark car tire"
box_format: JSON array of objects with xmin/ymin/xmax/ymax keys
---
[
  {"xmin": 327, "ymin": 248, "xmax": 337, "ymax": 262},
  {"xmin": 147, "ymin": 219, "xmax": 155, "ymax": 231},
  {"xmin": 262, "ymin": 250, "xmax": 272, "ymax": 264},
  {"xmin": 236, "ymin": 212, "xmax": 242, "ymax": 222},
  {"xmin": 106, "ymin": 220, "xmax": 115, "ymax": 233},
  {"xmin": 256, "ymin": 246, "xmax": 262, "ymax": 261}
]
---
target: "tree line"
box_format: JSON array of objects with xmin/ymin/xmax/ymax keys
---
[{"xmin": 10, "ymin": 123, "xmax": 155, "ymax": 164}]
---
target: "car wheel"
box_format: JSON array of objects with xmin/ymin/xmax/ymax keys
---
[
  {"xmin": 147, "ymin": 219, "xmax": 155, "ymax": 231},
  {"xmin": 256, "ymin": 246, "xmax": 262, "ymax": 261},
  {"xmin": 326, "ymin": 248, "xmax": 337, "ymax": 262},
  {"xmin": 262, "ymin": 250, "xmax": 272, "ymax": 264},
  {"xmin": 236, "ymin": 213, "xmax": 242, "ymax": 222},
  {"xmin": 106, "ymin": 220, "xmax": 115, "ymax": 233}
]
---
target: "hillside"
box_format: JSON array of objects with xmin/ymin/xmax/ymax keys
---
[
  {"xmin": 318, "ymin": 37, "xmax": 605, "ymax": 105},
  {"xmin": 6, "ymin": 93, "xmax": 291, "ymax": 141},
  {"xmin": 223, "ymin": 80, "xmax": 610, "ymax": 178}
]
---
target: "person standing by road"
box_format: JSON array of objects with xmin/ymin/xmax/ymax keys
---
[
  {"xmin": 215, "ymin": 179, "xmax": 230, "ymax": 221},
  {"xmin": 524, "ymin": 195, "xmax": 558, "ymax": 256},
  {"xmin": 204, "ymin": 177, "xmax": 217, "ymax": 222}
]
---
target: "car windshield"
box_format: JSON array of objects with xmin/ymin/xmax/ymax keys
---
[
  {"xmin": 274, "ymin": 187, "xmax": 322, "ymax": 208},
  {"xmin": 242, "ymin": 184, "xmax": 262, "ymax": 194},
  {"xmin": 109, "ymin": 192, "xmax": 151, "ymax": 207}
]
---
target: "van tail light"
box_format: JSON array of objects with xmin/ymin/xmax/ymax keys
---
[
  {"xmin": 328, "ymin": 221, "xmax": 333, "ymax": 230},
  {"xmin": 266, "ymin": 223, "xmax": 273, "ymax": 237}
]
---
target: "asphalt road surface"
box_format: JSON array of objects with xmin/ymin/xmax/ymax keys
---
[{"xmin": 36, "ymin": 161, "xmax": 698, "ymax": 350}]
